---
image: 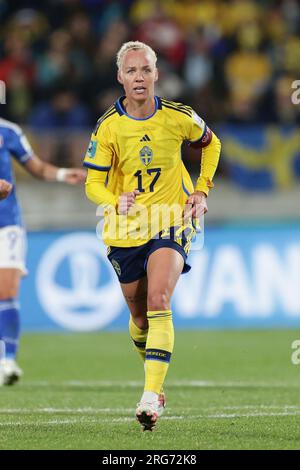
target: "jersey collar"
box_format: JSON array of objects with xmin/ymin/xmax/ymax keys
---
[{"xmin": 115, "ymin": 96, "xmax": 162, "ymax": 120}]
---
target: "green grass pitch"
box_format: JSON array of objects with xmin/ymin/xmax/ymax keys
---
[{"xmin": 1, "ymin": 330, "xmax": 300, "ymax": 450}]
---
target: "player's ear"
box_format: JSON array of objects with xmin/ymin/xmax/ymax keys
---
[
  {"xmin": 117, "ymin": 70, "xmax": 123, "ymax": 85},
  {"xmin": 154, "ymin": 68, "xmax": 158, "ymax": 83}
]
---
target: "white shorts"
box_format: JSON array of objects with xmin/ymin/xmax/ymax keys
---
[{"xmin": 0, "ymin": 225, "xmax": 27, "ymax": 276}]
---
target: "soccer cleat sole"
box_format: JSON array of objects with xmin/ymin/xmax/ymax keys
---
[
  {"xmin": 4, "ymin": 373, "xmax": 20, "ymax": 386},
  {"xmin": 136, "ymin": 410, "xmax": 158, "ymax": 432}
]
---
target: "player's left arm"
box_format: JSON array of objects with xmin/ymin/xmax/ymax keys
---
[
  {"xmin": 24, "ymin": 155, "xmax": 86, "ymax": 185},
  {"xmin": 185, "ymin": 111, "xmax": 221, "ymax": 218},
  {"xmin": 8, "ymin": 126, "xmax": 86, "ymax": 185}
]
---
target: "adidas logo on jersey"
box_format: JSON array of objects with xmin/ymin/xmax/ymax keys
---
[{"xmin": 140, "ymin": 135, "xmax": 151, "ymax": 142}]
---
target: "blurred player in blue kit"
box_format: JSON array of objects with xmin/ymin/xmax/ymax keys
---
[{"xmin": 0, "ymin": 118, "xmax": 86, "ymax": 386}]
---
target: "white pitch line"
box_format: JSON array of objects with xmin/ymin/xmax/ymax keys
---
[
  {"xmin": 1, "ymin": 411, "xmax": 300, "ymax": 427},
  {"xmin": 205, "ymin": 411, "xmax": 300, "ymax": 419},
  {"xmin": 0, "ymin": 418, "xmax": 99, "ymax": 426},
  {"xmin": 0, "ymin": 408, "xmax": 134, "ymax": 414},
  {"xmin": 1, "ymin": 405, "xmax": 300, "ymax": 415},
  {"xmin": 217, "ymin": 405, "xmax": 300, "ymax": 410},
  {"xmin": 22, "ymin": 379, "xmax": 300, "ymax": 388}
]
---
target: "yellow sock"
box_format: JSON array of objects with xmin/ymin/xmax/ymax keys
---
[
  {"xmin": 129, "ymin": 315, "xmax": 148, "ymax": 363},
  {"xmin": 144, "ymin": 310, "xmax": 174, "ymax": 394}
]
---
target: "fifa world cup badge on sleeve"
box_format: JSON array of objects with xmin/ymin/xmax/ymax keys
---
[{"xmin": 87, "ymin": 140, "xmax": 97, "ymax": 159}]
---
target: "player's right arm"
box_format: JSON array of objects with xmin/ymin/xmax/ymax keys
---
[
  {"xmin": 118, "ymin": 190, "xmax": 140, "ymax": 214},
  {"xmin": 0, "ymin": 179, "xmax": 12, "ymax": 200},
  {"xmin": 84, "ymin": 122, "xmax": 138, "ymax": 214},
  {"xmin": 86, "ymin": 168, "xmax": 139, "ymax": 214}
]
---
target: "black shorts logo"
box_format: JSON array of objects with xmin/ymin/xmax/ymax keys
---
[{"xmin": 111, "ymin": 259, "xmax": 121, "ymax": 276}]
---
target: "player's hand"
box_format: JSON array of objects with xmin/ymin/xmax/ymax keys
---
[
  {"xmin": 63, "ymin": 168, "xmax": 87, "ymax": 185},
  {"xmin": 118, "ymin": 190, "xmax": 140, "ymax": 215},
  {"xmin": 0, "ymin": 179, "xmax": 13, "ymax": 200},
  {"xmin": 184, "ymin": 191, "xmax": 208, "ymax": 222}
]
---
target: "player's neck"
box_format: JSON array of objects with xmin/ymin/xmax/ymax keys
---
[{"xmin": 123, "ymin": 97, "xmax": 155, "ymax": 119}]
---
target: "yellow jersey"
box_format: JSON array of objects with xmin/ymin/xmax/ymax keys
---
[{"xmin": 84, "ymin": 96, "xmax": 221, "ymax": 247}]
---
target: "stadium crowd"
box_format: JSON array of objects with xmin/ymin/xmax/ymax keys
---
[{"xmin": 0, "ymin": 0, "xmax": 299, "ymax": 129}]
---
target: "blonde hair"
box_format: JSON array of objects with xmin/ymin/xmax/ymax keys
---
[{"xmin": 116, "ymin": 41, "xmax": 157, "ymax": 70}]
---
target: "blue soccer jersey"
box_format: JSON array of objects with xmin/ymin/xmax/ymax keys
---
[{"xmin": 0, "ymin": 118, "xmax": 33, "ymax": 228}]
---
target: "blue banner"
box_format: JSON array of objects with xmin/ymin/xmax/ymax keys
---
[{"xmin": 20, "ymin": 226, "xmax": 300, "ymax": 331}]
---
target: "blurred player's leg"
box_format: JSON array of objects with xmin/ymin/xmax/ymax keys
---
[
  {"xmin": 0, "ymin": 268, "xmax": 23, "ymax": 386},
  {"xmin": 135, "ymin": 247, "xmax": 183, "ymax": 431}
]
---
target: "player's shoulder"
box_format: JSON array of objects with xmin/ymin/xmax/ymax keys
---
[
  {"xmin": 93, "ymin": 104, "xmax": 119, "ymax": 136},
  {"xmin": 160, "ymin": 98, "xmax": 193, "ymax": 118},
  {"xmin": 0, "ymin": 117, "xmax": 23, "ymax": 137}
]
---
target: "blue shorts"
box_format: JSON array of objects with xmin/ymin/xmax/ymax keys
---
[{"xmin": 107, "ymin": 225, "xmax": 195, "ymax": 284}]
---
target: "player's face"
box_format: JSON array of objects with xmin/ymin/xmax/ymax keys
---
[{"xmin": 118, "ymin": 49, "xmax": 158, "ymax": 102}]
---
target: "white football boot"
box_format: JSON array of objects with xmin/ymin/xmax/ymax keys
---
[
  {"xmin": 135, "ymin": 391, "xmax": 166, "ymax": 431},
  {"xmin": 0, "ymin": 358, "xmax": 23, "ymax": 386},
  {"xmin": 136, "ymin": 400, "xmax": 159, "ymax": 431}
]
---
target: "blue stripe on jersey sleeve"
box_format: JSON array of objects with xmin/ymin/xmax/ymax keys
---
[
  {"xmin": 9, "ymin": 130, "xmax": 33, "ymax": 163},
  {"xmin": 19, "ymin": 153, "xmax": 33, "ymax": 164},
  {"xmin": 83, "ymin": 162, "xmax": 111, "ymax": 171}
]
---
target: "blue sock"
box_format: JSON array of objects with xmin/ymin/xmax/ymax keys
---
[{"xmin": 0, "ymin": 299, "xmax": 20, "ymax": 360}]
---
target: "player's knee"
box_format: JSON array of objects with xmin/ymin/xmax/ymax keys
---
[
  {"xmin": 147, "ymin": 289, "xmax": 170, "ymax": 311},
  {"xmin": 130, "ymin": 313, "xmax": 148, "ymax": 330},
  {"xmin": 134, "ymin": 316, "xmax": 148, "ymax": 330}
]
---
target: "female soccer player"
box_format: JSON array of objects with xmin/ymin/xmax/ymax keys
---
[
  {"xmin": 0, "ymin": 119, "xmax": 86, "ymax": 386},
  {"xmin": 84, "ymin": 41, "xmax": 221, "ymax": 431}
]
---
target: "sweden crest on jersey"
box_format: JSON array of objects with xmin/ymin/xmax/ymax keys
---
[{"xmin": 140, "ymin": 146, "xmax": 153, "ymax": 166}]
